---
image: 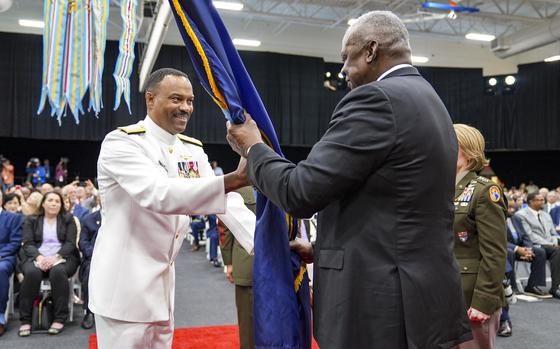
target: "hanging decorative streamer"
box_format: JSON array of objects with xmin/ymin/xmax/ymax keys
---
[
  {"xmin": 113, "ymin": 0, "xmax": 138, "ymax": 113},
  {"xmin": 38, "ymin": 0, "xmax": 137, "ymax": 124},
  {"xmin": 89, "ymin": 0, "xmax": 109, "ymax": 115},
  {"xmin": 62, "ymin": 0, "xmax": 92, "ymax": 123},
  {"xmin": 37, "ymin": 0, "xmax": 70, "ymax": 122}
]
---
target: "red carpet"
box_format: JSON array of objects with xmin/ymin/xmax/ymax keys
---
[{"xmin": 89, "ymin": 325, "xmax": 320, "ymax": 348}]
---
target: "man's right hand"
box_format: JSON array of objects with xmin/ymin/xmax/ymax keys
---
[
  {"xmin": 223, "ymin": 157, "xmax": 250, "ymax": 193},
  {"xmin": 226, "ymin": 265, "xmax": 234, "ymax": 283},
  {"xmin": 289, "ymin": 238, "xmax": 314, "ymax": 264}
]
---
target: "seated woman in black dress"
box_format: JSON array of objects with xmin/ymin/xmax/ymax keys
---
[{"xmin": 18, "ymin": 191, "xmax": 80, "ymax": 336}]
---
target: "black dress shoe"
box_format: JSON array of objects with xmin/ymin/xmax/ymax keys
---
[
  {"xmin": 497, "ymin": 320, "xmax": 512, "ymax": 337},
  {"xmin": 81, "ymin": 312, "xmax": 95, "ymax": 330},
  {"xmin": 212, "ymin": 259, "xmax": 221, "ymax": 268},
  {"xmin": 524, "ymin": 286, "xmax": 552, "ymax": 298},
  {"xmin": 551, "ymin": 287, "xmax": 560, "ymax": 299}
]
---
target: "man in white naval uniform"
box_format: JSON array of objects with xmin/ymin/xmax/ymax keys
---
[{"xmin": 89, "ymin": 68, "xmax": 255, "ymax": 348}]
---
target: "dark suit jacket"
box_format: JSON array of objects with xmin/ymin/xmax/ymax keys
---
[
  {"xmin": 247, "ymin": 66, "xmax": 471, "ymax": 349},
  {"xmin": 0, "ymin": 210, "xmax": 23, "ymax": 267},
  {"xmin": 72, "ymin": 203, "xmax": 90, "ymax": 221},
  {"xmin": 550, "ymin": 206, "xmax": 560, "ymax": 227},
  {"xmin": 79, "ymin": 210, "xmax": 101, "ymax": 260},
  {"xmin": 21, "ymin": 213, "xmax": 81, "ymax": 265},
  {"xmin": 507, "ymin": 215, "xmax": 533, "ymax": 250}
]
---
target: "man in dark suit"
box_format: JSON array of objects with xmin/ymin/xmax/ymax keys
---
[
  {"xmin": 0, "ymin": 190, "xmax": 23, "ymax": 335},
  {"xmin": 78, "ymin": 205, "xmax": 102, "ymax": 329},
  {"xmin": 226, "ymin": 10, "xmax": 471, "ymax": 349}
]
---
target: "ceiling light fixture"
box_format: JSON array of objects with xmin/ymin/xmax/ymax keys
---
[
  {"xmin": 411, "ymin": 55, "xmax": 429, "ymax": 63},
  {"xmin": 488, "ymin": 78, "xmax": 497, "ymax": 86},
  {"xmin": 213, "ymin": 1, "xmax": 243, "ymax": 11},
  {"xmin": 505, "ymin": 75, "xmax": 516, "ymax": 85},
  {"xmin": 544, "ymin": 55, "xmax": 560, "ymax": 62},
  {"xmin": 232, "ymin": 38, "xmax": 261, "ymax": 47},
  {"xmin": 18, "ymin": 19, "xmax": 44, "ymax": 28},
  {"xmin": 465, "ymin": 33, "xmax": 496, "ymax": 42}
]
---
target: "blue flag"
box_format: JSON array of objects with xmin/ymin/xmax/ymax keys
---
[{"xmin": 167, "ymin": 1, "xmax": 311, "ymax": 348}]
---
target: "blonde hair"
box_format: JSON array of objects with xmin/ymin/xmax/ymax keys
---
[{"xmin": 453, "ymin": 124, "xmax": 489, "ymax": 172}]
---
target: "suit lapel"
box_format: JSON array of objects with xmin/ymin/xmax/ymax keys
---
[
  {"xmin": 0, "ymin": 211, "xmax": 5, "ymax": 235},
  {"xmin": 36, "ymin": 216, "xmax": 44, "ymax": 241},
  {"xmin": 523, "ymin": 209, "xmax": 543, "ymax": 234},
  {"xmin": 56, "ymin": 215, "xmax": 65, "ymax": 241}
]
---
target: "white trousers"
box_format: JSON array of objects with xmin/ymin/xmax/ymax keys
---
[{"xmin": 95, "ymin": 315, "xmax": 174, "ymax": 349}]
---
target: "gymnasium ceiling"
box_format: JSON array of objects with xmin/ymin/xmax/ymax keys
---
[{"xmin": 2, "ymin": 0, "xmax": 560, "ymax": 75}]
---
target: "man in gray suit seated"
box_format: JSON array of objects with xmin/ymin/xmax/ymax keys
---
[{"xmin": 515, "ymin": 192, "xmax": 560, "ymax": 298}]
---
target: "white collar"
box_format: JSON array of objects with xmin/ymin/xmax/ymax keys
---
[
  {"xmin": 377, "ymin": 64, "xmax": 413, "ymax": 81},
  {"xmin": 528, "ymin": 207, "xmax": 541, "ymax": 217},
  {"xmin": 144, "ymin": 115, "xmax": 177, "ymax": 145}
]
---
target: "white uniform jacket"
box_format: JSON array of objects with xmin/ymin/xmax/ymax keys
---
[{"xmin": 89, "ymin": 116, "xmax": 255, "ymax": 322}]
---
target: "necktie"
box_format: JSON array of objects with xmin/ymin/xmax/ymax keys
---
[{"xmin": 537, "ymin": 212, "xmax": 546, "ymax": 231}]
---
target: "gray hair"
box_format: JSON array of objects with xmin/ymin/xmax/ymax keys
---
[{"xmin": 344, "ymin": 11, "xmax": 411, "ymax": 54}]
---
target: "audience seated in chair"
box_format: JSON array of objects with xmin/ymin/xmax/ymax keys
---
[
  {"xmin": 18, "ymin": 191, "xmax": 81, "ymax": 337},
  {"xmin": 515, "ymin": 192, "xmax": 560, "ymax": 299},
  {"xmin": 505, "ymin": 203, "xmax": 549, "ymax": 295},
  {"xmin": 0, "ymin": 190, "xmax": 23, "ymax": 336},
  {"xmin": 544, "ymin": 191, "xmax": 559, "ymax": 214},
  {"xmin": 550, "ymin": 206, "xmax": 560, "ymax": 233},
  {"xmin": 2, "ymin": 193, "xmax": 22, "ymax": 214},
  {"xmin": 62, "ymin": 184, "xmax": 89, "ymax": 220},
  {"xmin": 190, "ymin": 216, "xmax": 205, "ymax": 251},
  {"xmin": 78, "ymin": 196, "xmax": 101, "ymax": 330},
  {"xmin": 206, "ymin": 215, "xmax": 220, "ymax": 268}
]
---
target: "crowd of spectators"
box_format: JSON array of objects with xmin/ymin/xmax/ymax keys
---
[
  {"xmin": 497, "ymin": 182, "xmax": 560, "ymax": 337},
  {"xmin": 1, "ymin": 153, "xmax": 558, "ymax": 341},
  {"xmin": 0, "ymin": 155, "xmax": 102, "ymax": 337},
  {"xmin": 0, "ymin": 155, "xmax": 232, "ymax": 338}
]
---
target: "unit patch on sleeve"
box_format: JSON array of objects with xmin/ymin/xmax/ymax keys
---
[{"xmin": 489, "ymin": 186, "xmax": 501, "ymax": 203}]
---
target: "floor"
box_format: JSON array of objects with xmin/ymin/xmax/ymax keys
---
[{"xmin": 0, "ymin": 243, "xmax": 558, "ymax": 349}]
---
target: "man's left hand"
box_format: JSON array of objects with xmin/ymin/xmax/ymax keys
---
[
  {"xmin": 467, "ymin": 307, "xmax": 490, "ymax": 323},
  {"xmin": 226, "ymin": 113, "xmax": 263, "ymax": 158}
]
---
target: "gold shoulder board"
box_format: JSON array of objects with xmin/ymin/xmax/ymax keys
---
[
  {"xmin": 177, "ymin": 134, "xmax": 203, "ymax": 147},
  {"xmin": 117, "ymin": 125, "xmax": 146, "ymax": 134}
]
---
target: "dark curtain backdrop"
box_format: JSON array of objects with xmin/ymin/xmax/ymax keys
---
[
  {"xmin": 1, "ymin": 32, "xmax": 559, "ymax": 150},
  {"xmin": 1, "ymin": 32, "xmax": 560, "ymax": 187},
  {"xmin": 0, "ymin": 32, "xmax": 326, "ymax": 145}
]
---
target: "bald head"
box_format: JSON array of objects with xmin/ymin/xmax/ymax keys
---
[{"xmin": 341, "ymin": 11, "xmax": 411, "ymax": 88}]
